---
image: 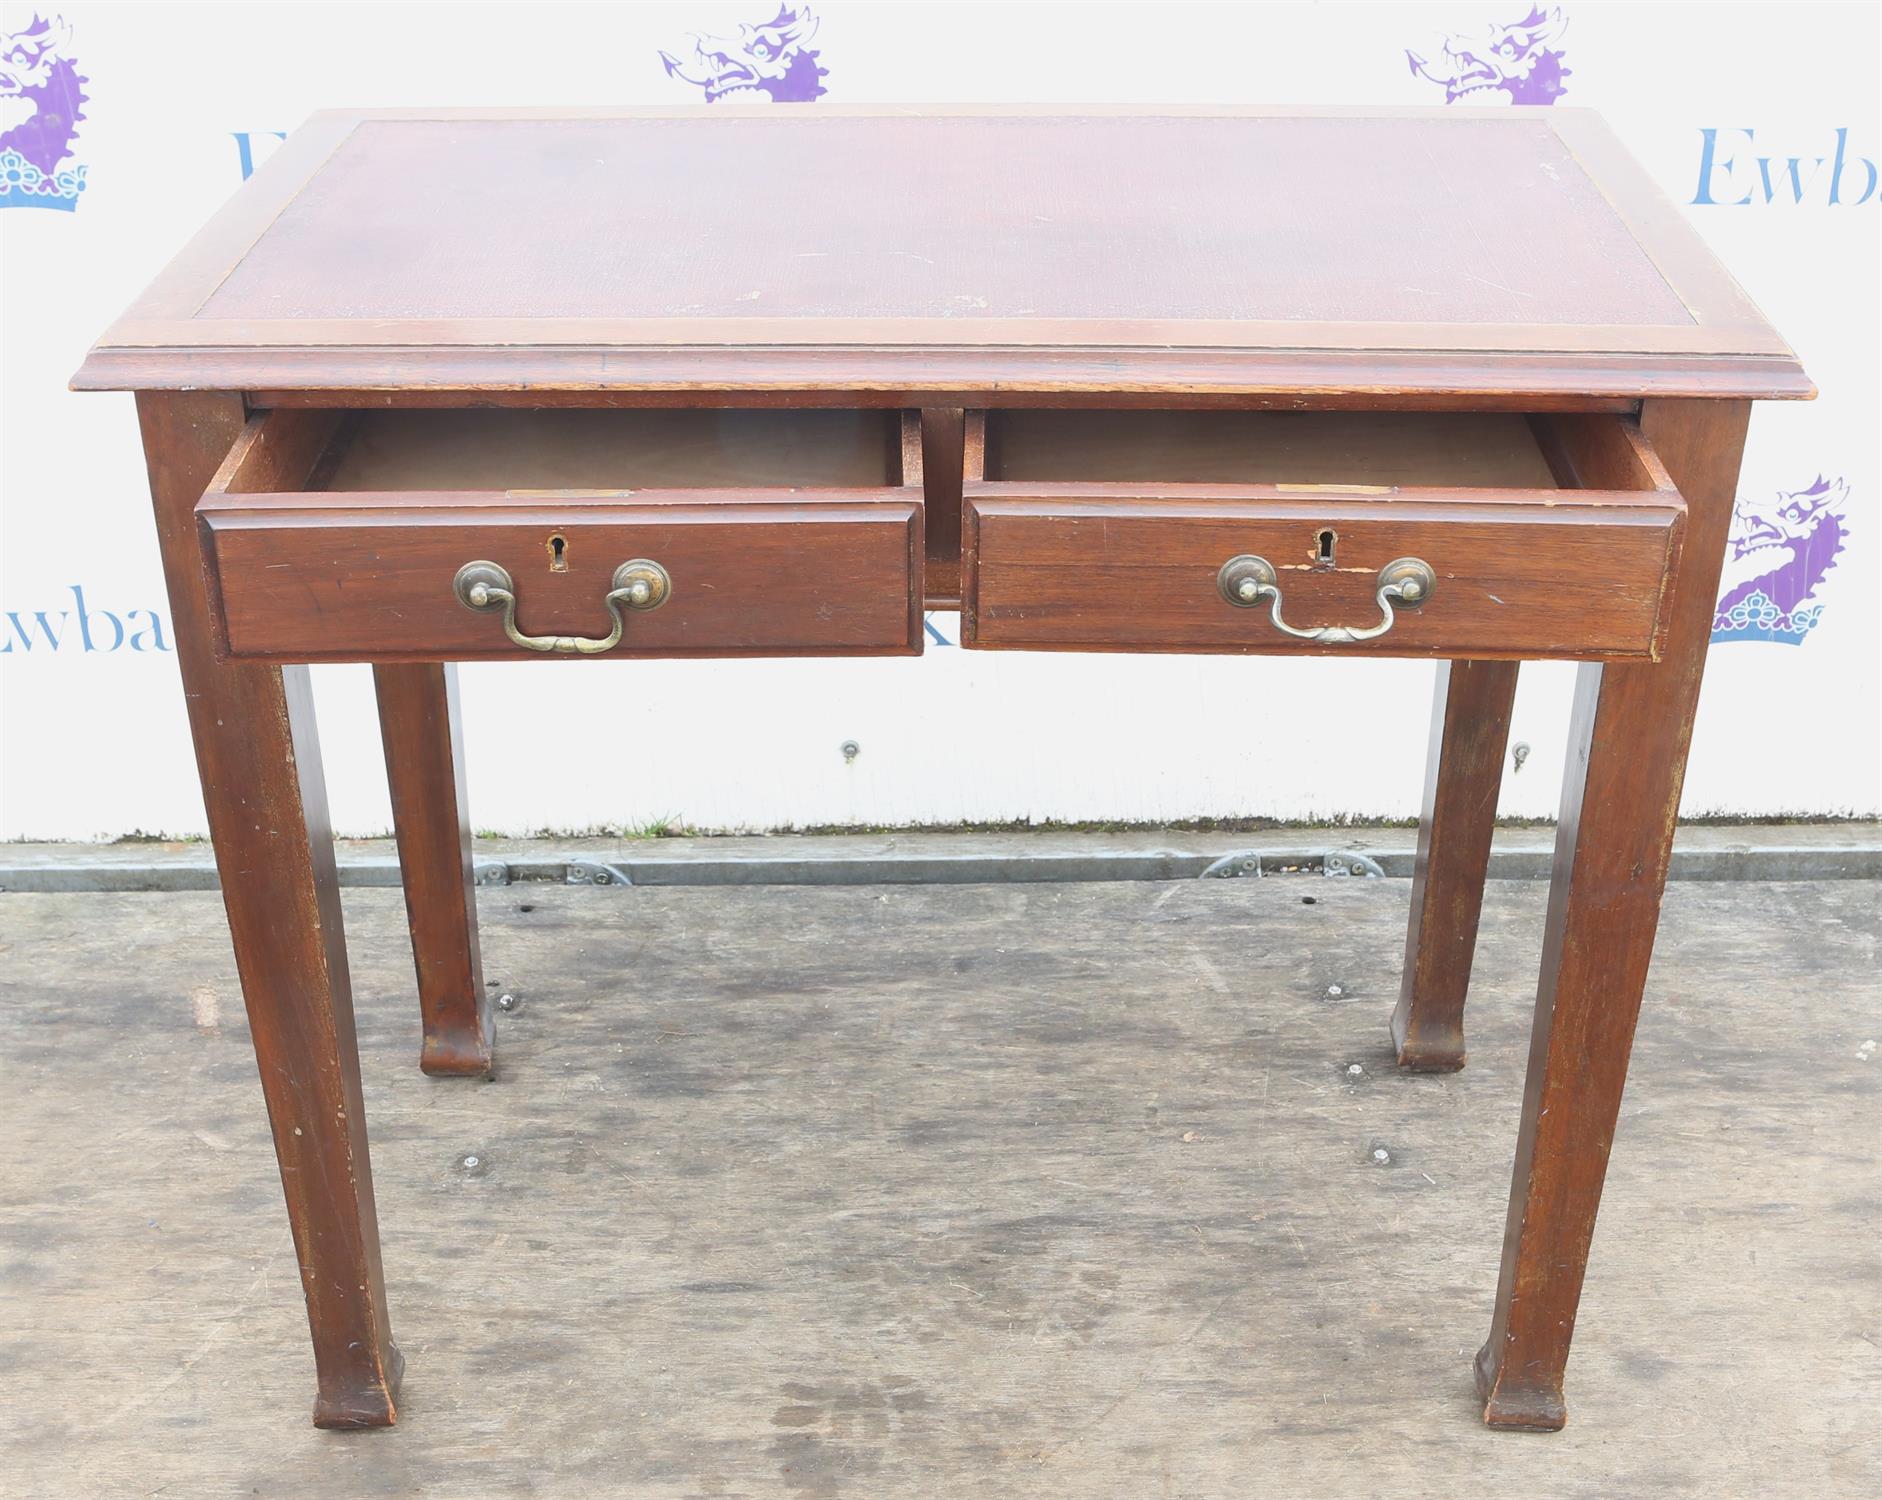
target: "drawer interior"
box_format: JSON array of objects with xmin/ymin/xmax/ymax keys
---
[
  {"xmin": 980, "ymin": 410, "xmax": 1561, "ymax": 490},
  {"xmin": 273, "ymin": 408, "xmax": 913, "ymax": 493}
]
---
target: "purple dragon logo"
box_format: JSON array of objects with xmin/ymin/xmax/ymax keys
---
[
  {"xmin": 0, "ymin": 13, "xmax": 87, "ymax": 210},
  {"xmin": 660, "ymin": 4, "xmax": 827, "ymax": 103},
  {"xmin": 1408, "ymin": 6, "xmax": 1571, "ymax": 105},
  {"xmin": 1713, "ymin": 476, "xmax": 1851, "ymax": 645}
]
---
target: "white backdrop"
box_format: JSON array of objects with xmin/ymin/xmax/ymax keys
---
[{"xmin": 2, "ymin": 1, "xmax": 1877, "ymax": 839}]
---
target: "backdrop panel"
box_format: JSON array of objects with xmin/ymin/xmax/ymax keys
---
[{"xmin": 3, "ymin": 2, "xmax": 1875, "ymax": 837}]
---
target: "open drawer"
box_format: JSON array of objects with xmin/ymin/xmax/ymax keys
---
[
  {"xmin": 961, "ymin": 411, "xmax": 1686, "ymax": 659},
  {"xmin": 197, "ymin": 408, "xmax": 926, "ymax": 661}
]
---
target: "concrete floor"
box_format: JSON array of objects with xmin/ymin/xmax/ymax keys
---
[{"xmin": 1, "ymin": 878, "xmax": 1877, "ymax": 1498}]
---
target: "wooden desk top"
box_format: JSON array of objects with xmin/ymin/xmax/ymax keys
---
[{"xmin": 75, "ymin": 106, "xmax": 1808, "ymax": 402}]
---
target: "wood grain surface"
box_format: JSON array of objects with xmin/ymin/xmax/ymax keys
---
[
  {"xmin": 962, "ymin": 496, "xmax": 1683, "ymax": 659},
  {"xmin": 1394, "ymin": 660, "xmax": 1521, "ymax": 1070},
  {"xmin": 1477, "ymin": 399, "xmax": 1753, "ymax": 1429},
  {"xmin": 136, "ymin": 393, "xmax": 401, "ymax": 1427},
  {"xmin": 985, "ymin": 410, "xmax": 1564, "ymax": 487},
  {"xmin": 72, "ymin": 106, "xmax": 1810, "ymax": 400},
  {"xmin": 918, "ymin": 408, "xmax": 966, "ymax": 606},
  {"xmin": 322, "ymin": 408, "xmax": 904, "ymax": 490},
  {"xmin": 195, "ymin": 409, "xmax": 924, "ymax": 661},
  {"xmin": 962, "ymin": 413, "xmax": 1685, "ymax": 658},
  {"xmin": 373, "ymin": 663, "xmax": 490, "ymax": 1077},
  {"xmin": 204, "ymin": 494, "xmax": 923, "ymax": 661}
]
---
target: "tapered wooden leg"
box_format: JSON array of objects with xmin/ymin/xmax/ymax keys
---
[
  {"xmin": 1393, "ymin": 659, "xmax": 1520, "ymax": 1071},
  {"xmin": 374, "ymin": 662, "xmax": 492, "ymax": 1077},
  {"xmin": 138, "ymin": 393, "xmax": 401, "ymax": 1428},
  {"xmin": 1478, "ymin": 400, "xmax": 1749, "ymax": 1430}
]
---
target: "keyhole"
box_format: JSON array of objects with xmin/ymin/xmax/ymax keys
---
[
  {"xmin": 548, "ymin": 533, "xmax": 568, "ymax": 572},
  {"xmin": 1316, "ymin": 528, "xmax": 1337, "ymax": 565}
]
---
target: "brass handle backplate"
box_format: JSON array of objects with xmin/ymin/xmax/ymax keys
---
[
  {"xmin": 1217, "ymin": 555, "xmax": 1434, "ymax": 644},
  {"xmin": 452, "ymin": 559, "xmax": 671, "ymax": 654}
]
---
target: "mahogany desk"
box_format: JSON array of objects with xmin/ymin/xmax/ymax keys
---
[{"xmin": 75, "ymin": 106, "xmax": 1810, "ymax": 1432}]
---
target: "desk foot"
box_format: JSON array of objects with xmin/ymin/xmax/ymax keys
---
[
  {"xmin": 421, "ymin": 1024, "xmax": 496, "ymax": 1078},
  {"xmin": 1474, "ymin": 1340, "xmax": 1566, "ymax": 1431},
  {"xmin": 1389, "ymin": 1006, "xmax": 1466, "ymax": 1073},
  {"xmin": 314, "ymin": 1342, "xmax": 405, "ymax": 1429}
]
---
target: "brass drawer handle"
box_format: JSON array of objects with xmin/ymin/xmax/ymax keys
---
[
  {"xmin": 1217, "ymin": 555, "xmax": 1434, "ymax": 644},
  {"xmin": 452, "ymin": 559, "xmax": 671, "ymax": 654}
]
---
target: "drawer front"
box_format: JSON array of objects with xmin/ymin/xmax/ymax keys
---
[
  {"xmin": 963, "ymin": 488, "xmax": 1685, "ymax": 659},
  {"xmin": 201, "ymin": 492, "xmax": 923, "ymax": 661}
]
